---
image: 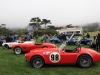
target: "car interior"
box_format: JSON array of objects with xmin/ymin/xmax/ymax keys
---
[{"xmin": 59, "ymin": 43, "xmax": 80, "ymax": 53}]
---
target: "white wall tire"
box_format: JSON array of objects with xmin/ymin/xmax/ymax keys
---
[{"xmin": 14, "ymin": 47, "xmax": 22, "ymax": 54}]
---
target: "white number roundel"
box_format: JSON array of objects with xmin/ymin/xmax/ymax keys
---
[{"xmin": 49, "ymin": 52, "xmax": 61, "ymax": 63}]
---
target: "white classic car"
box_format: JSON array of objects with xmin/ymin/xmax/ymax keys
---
[{"xmin": 2, "ymin": 39, "xmax": 35, "ymax": 49}]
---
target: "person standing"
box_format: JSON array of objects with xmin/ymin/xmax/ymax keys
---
[
  {"xmin": 61, "ymin": 32, "xmax": 66, "ymax": 46},
  {"xmin": 96, "ymin": 33, "xmax": 100, "ymax": 51},
  {"xmin": 86, "ymin": 33, "xmax": 90, "ymax": 39},
  {"xmin": 50, "ymin": 34, "xmax": 52, "ymax": 38},
  {"xmin": 93, "ymin": 36, "xmax": 97, "ymax": 50},
  {"xmin": 27, "ymin": 34, "xmax": 31, "ymax": 41},
  {"xmin": 57, "ymin": 33, "xmax": 62, "ymax": 45},
  {"xmin": 59, "ymin": 32, "xmax": 66, "ymax": 51},
  {"xmin": 82, "ymin": 33, "xmax": 85, "ymax": 39}
]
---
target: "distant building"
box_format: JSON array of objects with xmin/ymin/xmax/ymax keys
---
[{"xmin": 57, "ymin": 27, "xmax": 83, "ymax": 36}]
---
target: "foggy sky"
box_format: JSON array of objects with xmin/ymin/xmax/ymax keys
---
[{"xmin": 0, "ymin": 0, "xmax": 100, "ymax": 28}]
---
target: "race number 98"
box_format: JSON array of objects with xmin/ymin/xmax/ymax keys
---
[{"xmin": 49, "ymin": 52, "xmax": 61, "ymax": 63}]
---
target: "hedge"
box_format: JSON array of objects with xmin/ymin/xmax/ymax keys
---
[{"xmin": 34, "ymin": 30, "xmax": 58, "ymax": 36}]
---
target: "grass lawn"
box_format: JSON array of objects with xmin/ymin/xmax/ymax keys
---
[{"xmin": 0, "ymin": 36, "xmax": 100, "ymax": 75}]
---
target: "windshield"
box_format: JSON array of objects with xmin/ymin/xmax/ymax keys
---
[{"xmin": 58, "ymin": 44, "xmax": 66, "ymax": 52}]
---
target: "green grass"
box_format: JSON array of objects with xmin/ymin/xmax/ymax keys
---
[{"xmin": 0, "ymin": 36, "xmax": 100, "ymax": 75}]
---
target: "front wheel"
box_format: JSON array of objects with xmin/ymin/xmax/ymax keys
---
[
  {"xmin": 14, "ymin": 47, "xmax": 22, "ymax": 54},
  {"xmin": 77, "ymin": 55, "xmax": 92, "ymax": 68},
  {"xmin": 31, "ymin": 56, "xmax": 44, "ymax": 68}
]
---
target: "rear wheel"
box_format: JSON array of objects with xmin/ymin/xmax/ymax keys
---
[
  {"xmin": 4, "ymin": 44, "xmax": 9, "ymax": 49},
  {"xmin": 31, "ymin": 56, "xmax": 44, "ymax": 68},
  {"xmin": 77, "ymin": 55, "xmax": 92, "ymax": 68},
  {"xmin": 14, "ymin": 47, "xmax": 22, "ymax": 54}
]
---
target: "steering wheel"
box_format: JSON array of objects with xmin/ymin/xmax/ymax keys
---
[
  {"xmin": 74, "ymin": 44, "xmax": 81, "ymax": 51},
  {"xmin": 77, "ymin": 44, "xmax": 81, "ymax": 50}
]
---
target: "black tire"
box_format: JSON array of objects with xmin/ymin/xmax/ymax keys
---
[
  {"xmin": 77, "ymin": 55, "xmax": 92, "ymax": 68},
  {"xmin": 31, "ymin": 56, "xmax": 44, "ymax": 68},
  {"xmin": 14, "ymin": 47, "xmax": 22, "ymax": 54},
  {"xmin": 4, "ymin": 44, "xmax": 9, "ymax": 49}
]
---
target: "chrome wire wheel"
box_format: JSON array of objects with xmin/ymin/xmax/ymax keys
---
[
  {"xmin": 77, "ymin": 55, "xmax": 92, "ymax": 68},
  {"xmin": 14, "ymin": 47, "xmax": 22, "ymax": 54},
  {"xmin": 31, "ymin": 56, "xmax": 44, "ymax": 68}
]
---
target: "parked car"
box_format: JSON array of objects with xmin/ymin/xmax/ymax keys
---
[
  {"xmin": 49, "ymin": 33, "xmax": 75, "ymax": 44},
  {"xmin": 49, "ymin": 34, "xmax": 60, "ymax": 43},
  {"xmin": 0, "ymin": 40, "xmax": 6, "ymax": 46},
  {"xmin": 80, "ymin": 38, "xmax": 93, "ymax": 45},
  {"xmin": 88, "ymin": 40, "xmax": 95, "ymax": 48},
  {"xmin": 49, "ymin": 38, "xmax": 60, "ymax": 43},
  {"xmin": 25, "ymin": 45, "xmax": 100, "ymax": 68},
  {"xmin": 66, "ymin": 38, "xmax": 80, "ymax": 45},
  {"xmin": 66, "ymin": 34, "xmax": 81, "ymax": 45},
  {"xmin": 12, "ymin": 43, "xmax": 57, "ymax": 54},
  {"xmin": 67, "ymin": 37, "xmax": 93, "ymax": 45},
  {"xmin": 2, "ymin": 40, "xmax": 35, "ymax": 49}
]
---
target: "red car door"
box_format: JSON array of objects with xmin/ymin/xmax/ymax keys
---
[
  {"xmin": 59, "ymin": 51, "xmax": 78, "ymax": 64},
  {"xmin": 46, "ymin": 51, "xmax": 78, "ymax": 64},
  {"xmin": 24, "ymin": 43, "xmax": 42, "ymax": 51}
]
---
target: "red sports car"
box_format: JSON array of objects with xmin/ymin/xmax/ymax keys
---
[
  {"xmin": 25, "ymin": 46, "xmax": 100, "ymax": 68},
  {"xmin": 12, "ymin": 43, "xmax": 56, "ymax": 54}
]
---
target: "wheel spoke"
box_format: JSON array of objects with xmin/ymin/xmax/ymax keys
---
[
  {"xmin": 33, "ymin": 57, "xmax": 43, "ymax": 68},
  {"xmin": 80, "ymin": 57, "xmax": 90, "ymax": 67},
  {"xmin": 14, "ymin": 47, "xmax": 21, "ymax": 54}
]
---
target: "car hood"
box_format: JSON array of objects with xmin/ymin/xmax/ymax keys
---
[
  {"xmin": 80, "ymin": 47, "xmax": 97, "ymax": 52},
  {"xmin": 30, "ymin": 48, "xmax": 58, "ymax": 52},
  {"xmin": 2, "ymin": 42, "xmax": 19, "ymax": 45},
  {"xmin": 79, "ymin": 47, "xmax": 100, "ymax": 56}
]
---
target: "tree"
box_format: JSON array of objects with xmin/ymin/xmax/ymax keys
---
[
  {"xmin": 0, "ymin": 28, "xmax": 2, "ymax": 35},
  {"xmin": 82, "ymin": 22, "xmax": 99, "ymax": 32},
  {"xmin": 66, "ymin": 24, "xmax": 74, "ymax": 28},
  {"xmin": 55, "ymin": 27, "xmax": 63, "ymax": 30},
  {"xmin": 47, "ymin": 25, "xmax": 56, "ymax": 29},
  {"xmin": 30, "ymin": 17, "xmax": 41, "ymax": 30},
  {"xmin": 0, "ymin": 24, "xmax": 6, "ymax": 35},
  {"xmin": 41, "ymin": 19, "xmax": 51, "ymax": 29}
]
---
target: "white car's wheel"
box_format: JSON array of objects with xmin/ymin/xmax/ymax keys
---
[
  {"xmin": 14, "ymin": 47, "xmax": 22, "ymax": 54},
  {"xmin": 4, "ymin": 44, "xmax": 9, "ymax": 49}
]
